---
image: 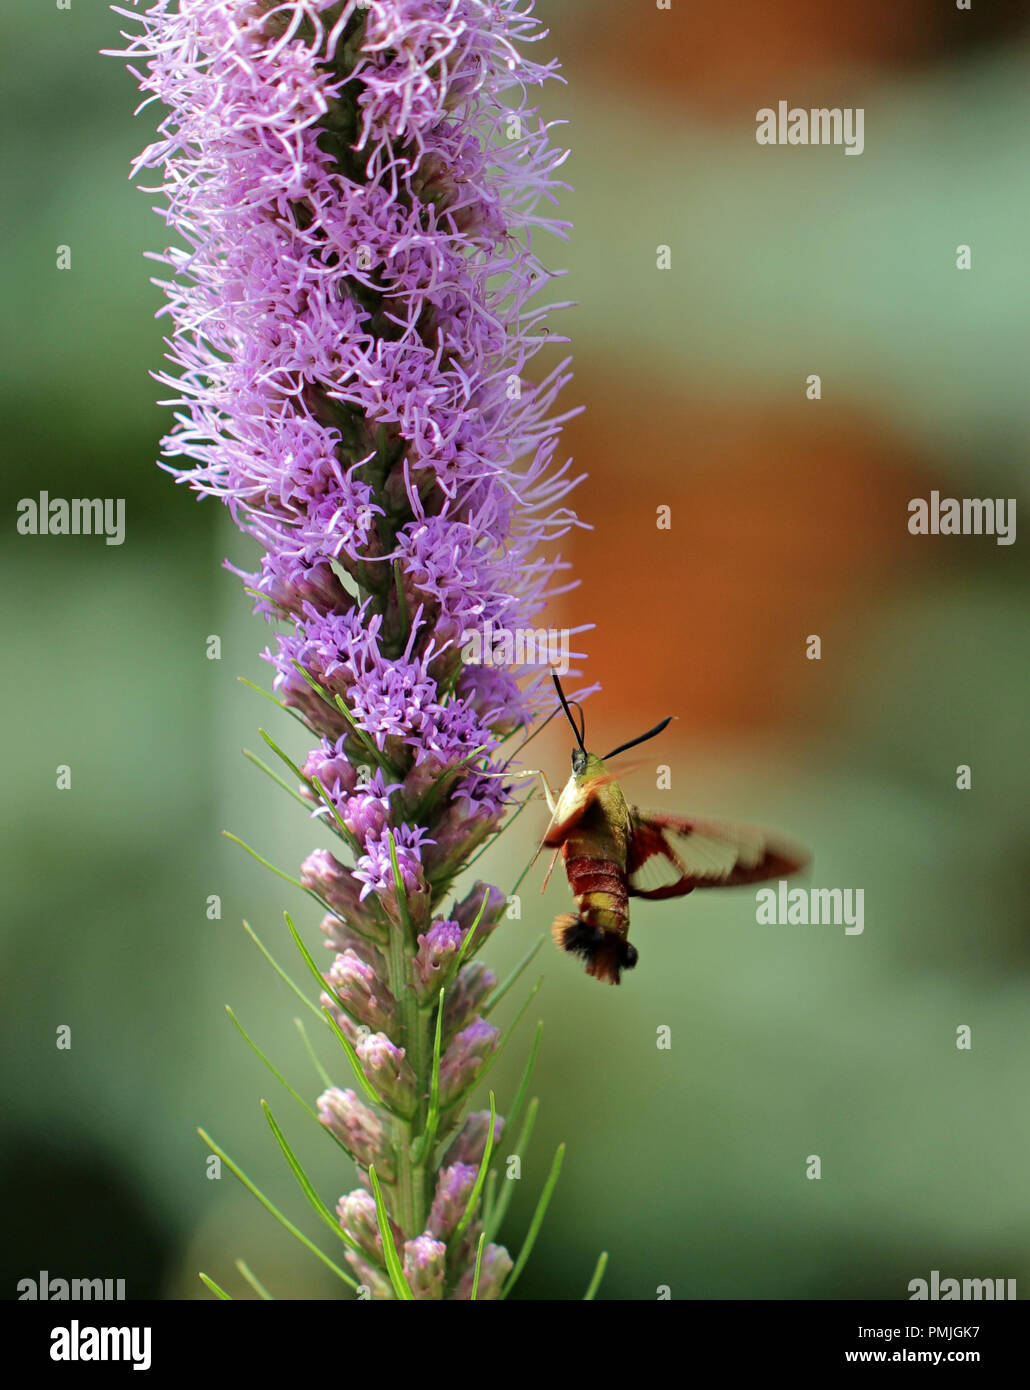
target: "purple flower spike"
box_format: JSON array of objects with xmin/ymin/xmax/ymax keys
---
[{"xmin": 115, "ymin": 0, "xmax": 587, "ymax": 1300}]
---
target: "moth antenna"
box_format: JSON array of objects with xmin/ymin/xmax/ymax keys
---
[
  {"xmin": 568, "ymin": 699, "xmax": 586, "ymax": 746},
  {"xmin": 497, "ymin": 703, "xmax": 564, "ymax": 771},
  {"xmin": 551, "ymin": 671, "xmax": 586, "ymax": 752},
  {"xmin": 601, "ymin": 716, "xmax": 673, "ymax": 762}
]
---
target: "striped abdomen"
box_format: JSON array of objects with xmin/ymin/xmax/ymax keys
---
[{"xmin": 562, "ymin": 850, "xmax": 630, "ymax": 933}]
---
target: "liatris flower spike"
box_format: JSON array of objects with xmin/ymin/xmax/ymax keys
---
[{"xmin": 110, "ymin": 0, "xmax": 605, "ymax": 1299}]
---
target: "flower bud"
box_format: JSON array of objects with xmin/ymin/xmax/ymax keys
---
[
  {"xmin": 346, "ymin": 1252, "xmax": 395, "ymax": 1301},
  {"xmin": 452, "ymin": 880, "xmax": 507, "ymax": 951},
  {"xmin": 427, "ymin": 1163, "xmax": 478, "ymax": 1240},
  {"xmin": 356, "ymin": 1032, "xmax": 416, "ymax": 1115},
  {"xmin": 412, "ymin": 919, "xmax": 464, "ymax": 1001},
  {"xmin": 322, "ymin": 949, "xmax": 397, "ymax": 1034},
  {"xmin": 402, "ymin": 1235, "xmax": 447, "ymax": 1300},
  {"xmin": 444, "ymin": 961, "xmax": 497, "ymax": 1038},
  {"xmin": 317, "ymin": 1087, "xmax": 395, "ymax": 1181},
  {"xmin": 439, "ymin": 1017, "xmax": 499, "ymax": 1106}
]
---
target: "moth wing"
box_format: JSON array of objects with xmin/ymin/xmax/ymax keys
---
[{"xmin": 627, "ymin": 811, "xmax": 809, "ymax": 899}]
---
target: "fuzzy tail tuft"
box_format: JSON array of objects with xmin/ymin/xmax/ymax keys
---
[{"xmin": 551, "ymin": 913, "xmax": 638, "ymax": 985}]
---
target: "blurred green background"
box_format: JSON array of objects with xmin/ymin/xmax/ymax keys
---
[{"xmin": 2, "ymin": 0, "xmax": 1028, "ymax": 1300}]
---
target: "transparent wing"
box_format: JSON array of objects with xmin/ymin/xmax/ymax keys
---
[{"xmin": 627, "ymin": 812, "xmax": 809, "ymax": 899}]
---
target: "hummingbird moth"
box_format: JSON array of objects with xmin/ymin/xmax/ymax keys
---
[{"xmin": 534, "ymin": 675, "xmax": 810, "ymax": 985}]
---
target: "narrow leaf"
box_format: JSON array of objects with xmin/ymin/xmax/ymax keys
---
[
  {"xmin": 484, "ymin": 934, "xmax": 545, "ymax": 1014},
  {"xmin": 282, "ymin": 912, "xmax": 382, "ymax": 1105},
  {"xmin": 469, "ymin": 1231, "xmax": 487, "ymax": 1302},
  {"xmin": 485, "ymin": 1097, "xmax": 539, "ymax": 1244},
  {"xmin": 237, "ymin": 675, "xmax": 308, "ymax": 729},
  {"xmin": 502, "ymin": 1142, "xmax": 565, "ymax": 1297},
  {"xmin": 449, "ymin": 886, "xmax": 492, "ymax": 978},
  {"xmin": 294, "ymin": 1017, "xmax": 332, "ymax": 1087},
  {"xmin": 368, "ymin": 1165, "xmax": 414, "ymax": 1301},
  {"xmin": 583, "ymin": 1251, "xmax": 609, "ymax": 1301},
  {"xmin": 242, "ymin": 748, "xmax": 311, "ymax": 811},
  {"xmin": 452, "ymin": 1090, "xmax": 497, "ymax": 1245},
  {"xmin": 234, "ymin": 1260, "xmax": 272, "ymax": 1301},
  {"xmin": 225, "ymin": 1006, "xmax": 318, "ymax": 1119},
  {"xmin": 258, "ymin": 727, "xmax": 307, "ymax": 784},
  {"xmin": 321, "ymin": 1006, "xmax": 388, "ymax": 1110},
  {"xmin": 223, "ymin": 831, "xmax": 335, "ymax": 919},
  {"xmin": 261, "ymin": 1101, "xmax": 363, "ymax": 1256},
  {"xmin": 240, "ymin": 919, "xmax": 323, "ymax": 1023},
  {"xmin": 386, "ymin": 829, "xmax": 412, "ymax": 936},
  {"xmin": 197, "ymin": 1127, "xmax": 357, "ymax": 1290}
]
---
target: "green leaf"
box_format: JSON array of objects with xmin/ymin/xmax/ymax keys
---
[
  {"xmin": 484, "ymin": 934, "xmax": 546, "ymax": 1014},
  {"xmin": 294, "ymin": 1017, "xmax": 333, "ymax": 1088},
  {"xmin": 469, "ymin": 1232, "xmax": 487, "ymax": 1302},
  {"xmin": 261, "ymin": 1101, "xmax": 364, "ymax": 1257},
  {"xmin": 481, "ymin": 1168, "xmax": 498, "ymax": 1233},
  {"xmin": 583, "ymin": 1251, "xmax": 609, "ymax": 1301},
  {"xmin": 368, "ymin": 1165, "xmax": 414, "ymax": 1301},
  {"xmin": 484, "ymin": 1097, "xmax": 538, "ymax": 1244},
  {"xmin": 237, "ymin": 675, "xmax": 309, "ymax": 729},
  {"xmin": 242, "ymin": 748, "xmax": 313, "ymax": 811},
  {"xmin": 240, "ymin": 919, "xmax": 323, "ymax": 1023},
  {"xmin": 282, "ymin": 912, "xmax": 385, "ymax": 1106},
  {"xmin": 309, "ymin": 774, "xmax": 363, "ymax": 857},
  {"xmin": 502, "ymin": 1021, "xmax": 543, "ymax": 1136},
  {"xmin": 470, "ymin": 978, "xmax": 543, "ymax": 1093},
  {"xmin": 225, "ymin": 1006, "xmax": 318, "ymax": 1119},
  {"xmin": 501, "ymin": 1142, "xmax": 565, "ymax": 1297},
  {"xmin": 448, "ymin": 886, "xmax": 493, "ymax": 979},
  {"xmin": 197, "ymin": 1128, "xmax": 358, "ymax": 1290},
  {"xmin": 222, "ymin": 831, "xmax": 337, "ymax": 921},
  {"xmin": 258, "ymin": 727, "xmax": 307, "ymax": 785},
  {"xmin": 234, "ymin": 1260, "xmax": 272, "ymax": 1301},
  {"xmin": 321, "ymin": 1005, "xmax": 390, "ymax": 1111},
  {"xmin": 386, "ymin": 829, "xmax": 412, "ymax": 936},
  {"xmin": 199, "ymin": 1272, "xmax": 232, "ymax": 1301}
]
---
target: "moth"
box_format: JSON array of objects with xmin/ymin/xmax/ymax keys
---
[{"xmin": 534, "ymin": 675, "xmax": 810, "ymax": 984}]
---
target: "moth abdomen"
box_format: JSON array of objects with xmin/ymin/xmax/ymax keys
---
[{"xmin": 551, "ymin": 912, "xmax": 638, "ymax": 986}]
